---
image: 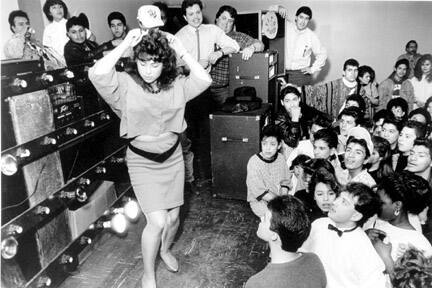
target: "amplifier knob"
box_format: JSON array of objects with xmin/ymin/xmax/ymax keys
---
[
  {"xmin": 95, "ymin": 166, "xmax": 107, "ymax": 174},
  {"xmin": 16, "ymin": 148, "xmax": 30, "ymax": 158},
  {"xmin": 39, "ymin": 73, "xmax": 54, "ymax": 83},
  {"xmin": 10, "ymin": 78, "xmax": 27, "ymax": 89},
  {"xmin": 61, "ymin": 69, "xmax": 75, "ymax": 79},
  {"xmin": 100, "ymin": 113, "xmax": 111, "ymax": 120},
  {"xmin": 84, "ymin": 120, "xmax": 95, "ymax": 128},
  {"xmin": 78, "ymin": 177, "xmax": 91, "ymax": 186},
  {"xmin": 35, "ymin": 206, "xmax": 50, "ymax": 215},
  {"xmin": 65, "ymin": 127, "xmax": 78, "ymax": 135},
  {"xmin": 42, "ymin": 136, "xmax": 57, "ymax": 145}
]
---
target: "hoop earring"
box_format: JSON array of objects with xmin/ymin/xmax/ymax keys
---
[{"xmin": 394, "ymin": 209, "xmax": 400, "ymax": 216}]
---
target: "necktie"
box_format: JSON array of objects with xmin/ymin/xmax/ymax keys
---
[
  {"xmin": 328, "ymin": 224, "xmax": 357, "ymax": 237},
  {"xmin": 195, "ymin": 28, "xmax": 200, "ymax": 61}
]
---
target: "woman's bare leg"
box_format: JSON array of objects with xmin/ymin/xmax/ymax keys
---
[{"xmin": 160, "ymin": 207, "xmax": 180, "ymax": 270}]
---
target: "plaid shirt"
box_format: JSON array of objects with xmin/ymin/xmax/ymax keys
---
[{"xmin": 210, "ymin": 31, "xmax": 258, "ymax": 88}]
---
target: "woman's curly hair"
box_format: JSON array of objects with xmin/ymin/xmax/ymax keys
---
[{"xmin": 133, "ymin": 29, "xmax": 178, "ymax": 91}]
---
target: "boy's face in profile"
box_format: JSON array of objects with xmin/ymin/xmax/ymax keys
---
[
  {"xmin": 261, "ymin": 136, "xmax": 280, "ymax": 160},
  {"xmin": 257, "ymin": 210, "xmax": 273, "ymax": 242},
  {"xmin": 328, "ymin": 191, "xmax": 360, "ymax": 225}
]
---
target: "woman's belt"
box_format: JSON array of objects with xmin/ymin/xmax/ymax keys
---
[{"xmin": 128, "ymin": 136, "xmax": 180, "ymax": 163}]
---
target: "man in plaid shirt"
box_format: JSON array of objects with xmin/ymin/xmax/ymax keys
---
[{"xmin": 210, "ymin": 5, "xmax": 264, "ymax": 109}]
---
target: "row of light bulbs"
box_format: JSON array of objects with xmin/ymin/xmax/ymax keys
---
[{"xmin": 1, "ymin": 198, "xmax": 140, "ymax": 260}]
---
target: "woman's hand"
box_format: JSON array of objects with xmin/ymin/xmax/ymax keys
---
[{"xmin": 124, "ymin": 29, "xmax": 145, "ymax": 48}]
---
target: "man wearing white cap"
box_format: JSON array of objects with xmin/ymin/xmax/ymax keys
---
[
  {"xmin": 338, "ymin": 127, "xmax": 376, "ymax": 187},
  {"xmin": 137, "ymin": 5, "xmax": 165, "ymax": 31}
]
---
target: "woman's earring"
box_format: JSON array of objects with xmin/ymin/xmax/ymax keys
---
[{"xmin": 394, "ymin": 208, "xmax": 400, "ymax": 216}]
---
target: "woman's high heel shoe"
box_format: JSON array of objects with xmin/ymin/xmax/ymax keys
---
[{"xmin": 160, "ymin": 252, "xmax": 179, "ymax": 273}]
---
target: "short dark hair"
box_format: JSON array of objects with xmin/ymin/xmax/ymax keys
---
[
  {"xmin": 343, "ymin": 58, "xmax": 359, "ymax": 71},
  {"xmin": 280, "ymin": 85, "xmax": 301, "ymax": 101},
  {"xmin": 181, "ymin": 0, "xmax": 202, "ymax": 16},
  {"xmin": 346, "ymin": 182, "xmax": 380, "ymax": 226},
  {"xmin": 267, "ymin": 196, "xmax": 311, "ymax": 252},
  {"xmin": 373, "ymin": 109, "xmax": 390, "ymax": 123},
  {"xmin": 405, "ymin": 40, "xmax": 418, "ymax": 49},
  {"xmin": 358, "ymin": 65, "xmax": 376, "ymax": 83},
  {"xmin": 311, "ymin": 113, "xmax": 332, "ymax": 129},
  {"xmin": 8, "ymin": 10, "xmax": 29, "ymax": 32},
  {"xmin": 134, "ymin": 30, "xmax": 178, "ymax": 91},
  {"xmin": 107, "ymin": 11, "xmax": 126, "ymax": 26},
  {"xmin": 153, "ymin": 2, "xmax": 169, "ymax": 15},
  {"xmin": 338, "ymin": 106, "xmax": 363, "ymax": 126},
  {"xmin": 377, "ymin": 172, "xmax": 431, "ymax": 215},
  {"xmin": 347, "ymin": 136, "xmax": 371, "ymax": 158},
  {"xmin": 313, "ymin": 128, "xmax": 338, "ymax": 149},
  {"xmin": 290, "ymin": 154, "xmax": 311, "ymax": 170},
  {"xmin": 66, "ymin": 16, "xmax": 86, "ymax": 31},
  {"xmin": 302, "ymin": 158, "xmax": 335, "ymax": 176},
  {"xmin": 389, "ymin": 59, "xmax": 410, "ymax": 82},
  {"xmin": 309, "ymin": 168, "xmax": 340, "ymax": 197},
  {"xmin": 43, "ymin": 0, "xmax": 68, "ymax": 22},
  {"xmin": 261, "ymin": 124, "xmax": 282, "ymax": 143},
  {"xmin": 403, "ymin": 120, "xmax": 427, "ymax": 139},
  {"xmin": 295, "ymin": 6, "xmax": 312, "ymax": 19},
  {"xmin": 382, "ymin": 116, "xmax": 404, "ymax": 132},
  {"xmin": 409, "ymin": 108, "xmax": 431, "ymax": 124},
  {"xmin": 387, "ymin": 97, "xmax": 408, "ymax": 117},
  {"xmin": 413, "ymin": 138, "xmax": 432, "ymax": 159},
  {"xmin": 346, "ymin": 94, "xmax": 366, "ymax": 113},
  {"xmin": 215, "ymin": 5, "xmax": 237, "ymax": 23}
]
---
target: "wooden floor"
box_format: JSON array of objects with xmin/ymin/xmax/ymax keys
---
[{"xmin": 58, "ymin": 184, "xmax": 268, "ymax": 288}]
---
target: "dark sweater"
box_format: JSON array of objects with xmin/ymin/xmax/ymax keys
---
[{"xmin": 245, "ymin": 252, "xmax": 327, "ymax": 288}]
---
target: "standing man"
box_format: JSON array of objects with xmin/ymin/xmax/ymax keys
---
[
  {"xmin": 270, "ymin": 5, "xmax": 327, "ymax": 86},
  {"xmin": 211, "ymin": 5, "xmax": 264, "ymax": 108},
  {"xmin": 397, "ymin": 40, "xmax": 422, "ymax": 79},
  {"xmin": 176, "ymin": 0, "xmax": 239, "ymax": 184}
]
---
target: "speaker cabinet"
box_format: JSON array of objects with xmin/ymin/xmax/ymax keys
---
[{"xmin": 210, "ymin": 104, "xmax": 272, "ymax": 200}]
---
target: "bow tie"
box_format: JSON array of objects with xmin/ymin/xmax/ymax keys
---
[{"xmin": 328, "ymin": 224, "xmax": 357, "ymax": 237}]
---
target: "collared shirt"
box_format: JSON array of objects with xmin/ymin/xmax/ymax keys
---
[
  {"xmin": 337, "ymin": 169, "xmax": 376, "ymax": 188},
  {"xmin": 300, "ymin": 217, "xmax": 386, "ymax": 288},
  {"xmin": 88, "ymin": 66, "xmax": 211, "ymax": 138},
  {"xmin": 210, "ymin": 30, "xmax": 258, "ymax": 87},
  {"xmin": 175, "ymin": 24, "xmax": 240, "ymax": 72},
  {"xmin": 268, "ymin": 5, "xmax": 327, "ymax": 73}
]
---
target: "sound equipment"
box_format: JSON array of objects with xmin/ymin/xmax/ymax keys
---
[
  {"xmin": 1, "ymin": 59, "xmax": 128, "ymax": 287},
  {"xmin": 210, "ymin": 104, "xmax": 272, "ymax": 200},
  {"xmin": 229, "ymin": 51, "xmax": 278, "ymax": 111}
]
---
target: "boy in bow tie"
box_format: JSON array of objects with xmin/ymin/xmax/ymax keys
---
[{"xmin": 300, "ymin": 182, "xmax": 387, "ymax": 288}]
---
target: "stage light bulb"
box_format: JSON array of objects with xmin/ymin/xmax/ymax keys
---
[
  {"xmin": 1, "ymin": 154, "xmax": 18, "ymax": 176},
  {"xmin": 1, "ymin": 236, "xmax": 18, "ymax": 259},
  {"xmin": 123, "ymin": 200, "xmax": 140, "ymax": 222},
  {"xmin": 108, "ymin": 213, "xmax": 128, "ymax": 235}
]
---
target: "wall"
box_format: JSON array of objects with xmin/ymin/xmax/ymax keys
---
[{"xmin": 2, "ymin": 0, "xmax": 432, "ymax": 84}]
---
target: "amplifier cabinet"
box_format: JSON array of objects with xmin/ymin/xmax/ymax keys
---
[
  {"xmin": 229, "ymin": 51, "xmax": 278, "ymax": 105},
  {"xmin": 210, "ymin": 104, "xmax": 272, "ymax": 200}
]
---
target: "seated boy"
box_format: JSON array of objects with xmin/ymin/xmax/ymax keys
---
[
  {"xmin": 275, "ymin": 85, "xmax": 324, "ymax": 156},
  {"xmin": 246, "ymin": 125, "xmax": 290, "ymax": 218},
  {"xmin": 289, "ymin": 154, "xmax": 311, "ymax": 195},
  {"xmin": 300, "ymin": 182, "xmax": 386, "ymax": 288},
  {"xmin": 245, "ymin": 195, "xmax": 327, "ymax": 288},
  {"xmin": 338, "ymin": 127, "xmax": 376, "ymax": 187},
  {"xmin": 387, "ymin": 97, "xmax": 408, "ymax": 122}
]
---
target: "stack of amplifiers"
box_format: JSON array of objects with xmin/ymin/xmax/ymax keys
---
[
  {"xmin": 210, "ymin": 104, "xmax": 272, "ymax": 200},
  {"xmin": 229, "ymin": 51, "xmax": 279, "ymax": 112},
  {"xmin": 1, "ymin": 59, "xmax": 128, "ymax": 287}
]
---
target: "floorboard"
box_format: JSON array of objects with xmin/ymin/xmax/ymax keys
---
[{"xmin": 58, "ymin": 185, "xmax": 268, "ymax": 288}]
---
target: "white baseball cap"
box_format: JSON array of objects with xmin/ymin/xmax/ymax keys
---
[
  {"xmin": 347, "ymin": 127, "xmax": 374, "ymax": 156},
  {"xmin": 137, "ymin": 5, "xmax": 164, "ymax": 29}
]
